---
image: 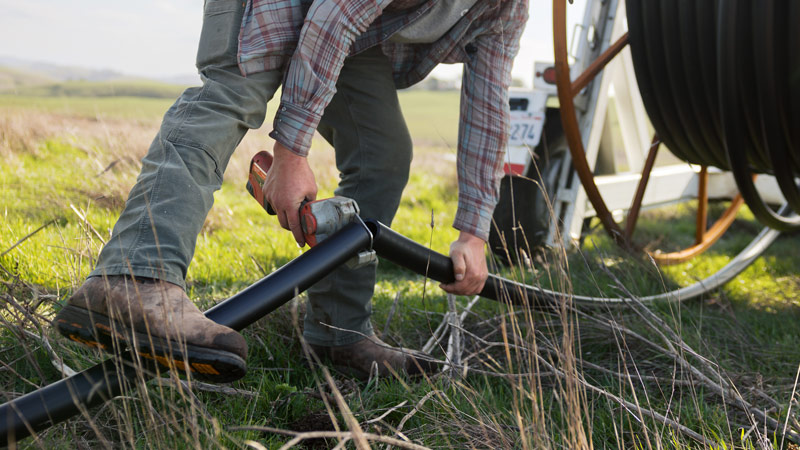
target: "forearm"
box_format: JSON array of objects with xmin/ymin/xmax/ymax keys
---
[{"xmin": 453, "ymin": 31, "xmax": 522, "ymax": 240}]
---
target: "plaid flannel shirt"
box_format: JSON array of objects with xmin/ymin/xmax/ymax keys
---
[{"xmin": 238, "ymin": 0, "xmax": 528, "ymax": 240}]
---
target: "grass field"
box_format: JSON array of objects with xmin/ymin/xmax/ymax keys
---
[
  {"xmin": 2, "ymin": 90, "xmax": 800, "ymax": 449},
  {"xmin": 0, "ymin": 76, "xmax": 189, "ymax": 99}
]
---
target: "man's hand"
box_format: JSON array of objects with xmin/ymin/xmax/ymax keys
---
[
  {"xmin": 263, "ymin": 142, "xmax": 318, "ymax": 246},
  {"xmin": 440, "ymin": 231, "xmax": 488, "ymax": 296}
]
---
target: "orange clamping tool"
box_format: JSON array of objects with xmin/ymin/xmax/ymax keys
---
[
  {"xmin": 300, "ymin": 203, "xmax": 319, "ymax": 247},
  {"xmin": 247, "ymin": 151, "xmax": 331, "ymax": 247},
  {"xmin": 246, "ymin": 150, "xmax": 275, "ymax": 214}
]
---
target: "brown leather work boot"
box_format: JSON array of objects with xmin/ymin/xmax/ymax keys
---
[
  {"xmin": 54, "ymin": 276, "xmax": 247, "ymax": 382},
  {"xmin": 309, "ymin": 335, "xmax": 436, "ymax": 380}
]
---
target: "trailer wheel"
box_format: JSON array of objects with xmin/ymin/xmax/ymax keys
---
[{"xmin": 490, "ymin": 109, "xmax": 567, "ymax": 265}]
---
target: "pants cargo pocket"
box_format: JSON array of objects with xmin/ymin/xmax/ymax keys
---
[{"xmin": 197, "ymin": 0, "xmax": 243, "ymax": 69}]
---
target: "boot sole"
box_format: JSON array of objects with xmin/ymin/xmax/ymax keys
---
[{"xmin": 54, "ymin": 304, "xmax": 246, "ymax": 383}]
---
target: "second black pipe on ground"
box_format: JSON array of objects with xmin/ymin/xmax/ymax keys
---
[{"xmin": 365, "ymin": 220, "xmax": 557, "ymax": 307}]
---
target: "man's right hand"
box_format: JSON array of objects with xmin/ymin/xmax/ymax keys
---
[{"xmin": 263, "ymin": 142, "xmax": 318, "ymax": 246}]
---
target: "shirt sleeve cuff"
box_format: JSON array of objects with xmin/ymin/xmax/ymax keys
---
[
  {"xmin": 453, "ymin": 193, "xmax": 495, "ymax": 241},
  {"xmin": 269, "ymin": 102, "xmax": 322, "ymax": 157}
]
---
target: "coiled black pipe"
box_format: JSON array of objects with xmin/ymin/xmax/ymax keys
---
[
  {"xmin": 661, "ymin": 1, "xmax": 726, "ymax": 169},
  {"xmin": 792, "ymin": 1, "xmax": 800, "ymax": 153},
  {"xmin": 0, "ymin": 221, "xmax": 373, "ymax": 447},
  {"xmin": 717, "ymin": 0, "xmax": 800, "ymax": 231},
  {"xmin": 627, "ymin": 0, "xmax": 698, "ymax": 165},
  {"xmin": 627, "ymin": 0, "xmax": 800, "ymax": 231},
  {"xmin": 675, "ymin": 0, "xmax": 726, "ymax": 169},
  {"xmin": 752, "ymin": 0, "xmax": 800, "ymax": 213}
]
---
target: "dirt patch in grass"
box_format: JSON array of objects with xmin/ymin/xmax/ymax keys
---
[{"xmin": 286, "ymin": 411, "xmax": 338, "ymax": 449}]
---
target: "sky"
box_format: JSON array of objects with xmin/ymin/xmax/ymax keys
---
[{"xmin": 0, "ymin": 0, "xmax": 586, "ymax": 87}]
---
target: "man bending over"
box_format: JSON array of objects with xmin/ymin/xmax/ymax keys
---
[{"xmin": 55, "ymin": 0, "xmax": 528, "ymax": 382}]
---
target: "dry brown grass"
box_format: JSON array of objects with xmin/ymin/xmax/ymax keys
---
[{"xmin": 0, "ymin": 106, "xmax": 345, "ymax": 190}]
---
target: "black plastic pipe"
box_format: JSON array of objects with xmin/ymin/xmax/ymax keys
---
[
  {"xmin": 364, "ymin": 220, "xmax": 559, "ymax": 307},
  {"xmin": 204, "ymin": 221, "xmax": 373, "ymax": 330},
  {"xmin": 0, "ymin": 356, "xmax": 138, "ymax": 448},
  {"xmin": 717, "ymin": 0, "xmax": 800, "ymax": 231},
  {"xmin": 0, "ymin": 221, "xmax": 373, "ymax": 447},
  {"xmin": 628, "ymin": 0, "xmax": 800, "ymax": 230},
  {"xmin": 753, "ymin": 0, "xmax": 800, "ymax": 214},
  {"xmin": 2, "ymin": 219, "xmax": 566, "ymax": 446}
]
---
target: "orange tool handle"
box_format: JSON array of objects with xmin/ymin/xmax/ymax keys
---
[{"xmin": 247, "ymin": 151, "xmax": 319, "ymax": 246}]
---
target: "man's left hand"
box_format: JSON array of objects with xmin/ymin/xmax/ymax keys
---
[{"xmin": 440, "ymin": 231, "xmax": 488, "ymax": 296}]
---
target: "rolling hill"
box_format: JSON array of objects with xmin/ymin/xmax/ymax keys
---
[
  {"xmin": 0, "ymin": 58, "xmax": 195, "ymax": 98},
  {"xmin": 2, "ymin": 78, "xmax": 188, "ymax": 99},
  {"xmin": 0, "ymin": 66, "xmax": 57, "ymax": 92}
]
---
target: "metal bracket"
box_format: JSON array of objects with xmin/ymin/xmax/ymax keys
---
[
  {"xmin": 346, "ymin": 249, "xmax": 377, "ymax": 269},
  {"xmin": 347, "ymin": 215, "xmax": 376, "ymax": 269}
]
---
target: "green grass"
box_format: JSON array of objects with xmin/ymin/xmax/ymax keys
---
[
  {"xmin": 2, "ymin": 79, "xmax": 188, "ymax": 99},
  {"xmin": 2, "ymin": 92, "xmax": 800, "ymax": 449},
  {"xmin": 397, "ymin": 90, "xmax": 461, "ymax": 149},
  {"xmin": 0, "ymin": 95, "xmax": 176, "ymax": 119}
]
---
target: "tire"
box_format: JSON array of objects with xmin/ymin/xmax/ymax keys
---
[{"xmin": 490, "ymin": 108, "xmax": 568, "ymax": 265}]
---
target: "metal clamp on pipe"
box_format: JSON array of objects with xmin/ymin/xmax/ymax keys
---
[
  {"xmin": 347, "ymin": 215, "xmax": 376, "ymax": 269},
  {"xmin": 295, "ymin": 195, "xmax": 376, "ymax": 269},
  {"xmin": 246, "ymin": 150, "xmax": 376, "ymax": 268}
]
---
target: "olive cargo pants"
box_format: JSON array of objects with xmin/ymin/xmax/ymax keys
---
[{"xmin": 90, "ymin": 0, "xmax": 413, "ymax": 346}]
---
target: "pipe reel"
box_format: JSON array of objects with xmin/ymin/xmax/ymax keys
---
[
  {"xmin": 627, "ymin": 0, "xmax": 800, "ymax": 230},
  {"xmin": 543, "ymin": 0, "xmax": 800, "ymax": 265}
]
